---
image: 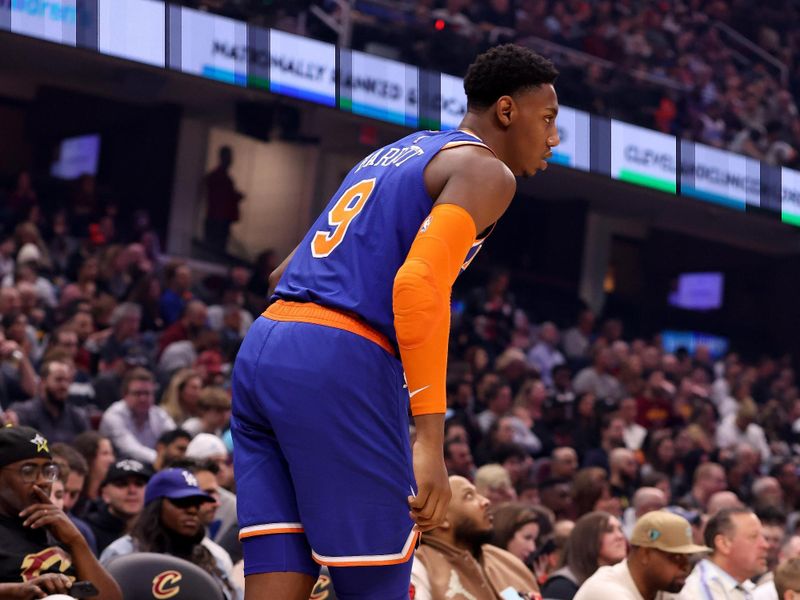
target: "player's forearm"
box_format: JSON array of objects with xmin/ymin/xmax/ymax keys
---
[
  {"xmin": 413, "ymin": 413, "xmax": 446, "ymax": 447},
  {"xmin": 267, "ymin": 244, "xmax": 299, "ymax": 297}
]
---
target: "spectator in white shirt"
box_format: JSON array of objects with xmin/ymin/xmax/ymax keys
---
[
  {"xmin": 99, "ymin": 368, "xmax": 176, "ymax": 464},
  {"xmin": 620, "ymin": 396, "xmax": 647, "ymax": 451},
  {"xmin": 575, "ymin": 510, "xmax": 710, "ymax": 600},
  {"xmin": 717, "ymin": 400, "xmax": 771, "ymax": 464},
  {"xmin": 678, "ymin": 507, "xmax": 769, "ymax": 599},
  {"xmin": 754, "ymin": 541, "xmax": 800, "ymax": 600}
]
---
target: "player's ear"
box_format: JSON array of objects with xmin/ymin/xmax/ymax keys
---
[{"xmin": 495, "ymin": 96, "xmax": 514, "ymax": 127}]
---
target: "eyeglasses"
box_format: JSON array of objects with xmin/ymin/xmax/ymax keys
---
[{"xmin": 3, "ymin": 462, "xmax": 59, "ymax": 483}]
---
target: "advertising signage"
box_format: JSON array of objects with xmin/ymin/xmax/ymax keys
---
[
  {"xmin": 269, "ymin": 29, "xmax": 335, "ymax": 107},
  {"xmin": 340, "ymin": 49, "xmax": 419, "ymax": 127},
  {"xmin": 781, "ymin": 167, "xmax": 800, "ymax": 227},
  {"xmin": 98, "ymin": 0, "xmax": 165, "ymax": 68},
  {"xmin": 0, "ymin": 0, "xmax": 80, "ymax": 46},
  {"xmin": 172, "ymin": 7, "xmax": 248, "ymax": 86},
  {"xmin": 439, "ymin": 73, "xmax": 467, "ymax": 130},
  {"xmin": 550, "ymin": 105, "xmax": 590, "ymax": 172},
  {"xmin": 611, "ymin": 120, "xmax": 677, "ymax": 194},
  {"xmin": 680, "ymin": 141, "xmax": 760, "ymax": 210}
]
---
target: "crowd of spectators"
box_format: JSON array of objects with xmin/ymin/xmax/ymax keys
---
[
  {"xmin": 3, "ymin": 167, "xmax": 800, "ymax": 599},
  {"xmin": 163, "ymin": 0, "xmax": 800, "ymax": 170}
]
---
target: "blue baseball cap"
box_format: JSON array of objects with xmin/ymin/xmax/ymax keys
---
[{"xmin": 144, "ymin": 468, "xmax": 215, "ymax": 506}]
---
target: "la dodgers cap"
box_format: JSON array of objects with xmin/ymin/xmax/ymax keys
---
[
  {"xmin": 630, "ymin": 510, "xmax": 711, "ymax": 554},
  {"xmin": 144, "ymin": 468, "xmax": 214, "ymax": 506}
]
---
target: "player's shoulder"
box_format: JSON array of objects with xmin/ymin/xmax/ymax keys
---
[{"xmin": 435, "ymin": 144, "xmax": 516, "ymax": 195}]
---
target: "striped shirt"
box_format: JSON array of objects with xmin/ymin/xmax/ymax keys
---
[{"xmin": 678, "ymin": 559, "xmax": 756, "ymax": 600}]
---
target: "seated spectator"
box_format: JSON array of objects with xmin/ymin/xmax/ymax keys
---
[
  {"xmin": 540, "ymin": 511, "xmax": 627, "ymax": 600},
  {"xmin": 50, "ymin": 442, "xmax": 98, "ymax": 555},
  {"xmin": 619, "ymin": 396, "xmax": 647, "ymax": 451},
  {"xmin": 73, "ymin": 431, "xmax": 116, "ymax": 509},
  {"xmin": 182, "ymin": 387, "xmax": 231, "ymax": 438},
  {"xmin": 0, "ymin": 320, "xmax": 38, "ymax": 407},
  {"xmin": 562, "ymin": 309, "xmax": 594, "ymax": 363},
  {"xmin": 754, "ymin": 548, "xmax": 800, "ymax": 600},
  {"xmin": 170, "ymin": 457, "xmax": 239, "ymax": 564},
  {"xmin": 476, "ymin": 380, "xmax": 514, "ymax": 434},
  {"xmin": 7, "ymin": 358, "xmax": 89, "ymax": 444},
  {"xmin": 678, "ymin": 507, "xmax": 769, "ymax": 599},
  {"xmin": 490, "ymin": 502, "xmax": 549, "ymax": 569},
  {"xmin": 410, "ymin": 475, "xmax": 539, "ymax": 600},
  {"xmin": 572, "ymin": 467, "xmax": 622, "ymax": 519},
  {"xmin": 159, "ymin": 261, "xmax": 194, "ymax": 327},
  {"xmin": 583, "ymin": 413, "xmax": 627, "ymax": 473},
  {"xmin": 573, "ymin": 347, "xmax": 623, "ymax": 405},
  {"xmin": 527, "ymin": 321, "xmax": 565, "ymax": 388},
  {"xmin": 99, "ymin": 367, "xmax": 176, "ymax": 464},
  {"xmin": 100, "ymin": 468, "xmax": 238, "ymax": 600},
  {"xmin": 444, "ymin": 438, "xmax": 475, "ymax": 480},
  {"xmin": 158, "ymin": 300, "xmax": 208, "ymax": 359},
  {"xmin": 0, "ymin": 426, "xmax": 122, "ymax": 599},
  {"xmin": 539, "ymin": 478, "xmax": 574, "ymax": 522},
  {"xmin": 717, "ymin": 399, "xmax": 772, "ymax": 464},
  {"xmin": 475, "ymin": 463, "xmax": 518, "ymax": 506},
  {"xmin": 574, "ymin": 510, "xmax": 710, "ymax": 600},
  {"xmin": 153, "ymin": 429, "xmax": 192, "ymax": 472},
  {"xmin": 95, "ymin": 302, "xmax": 150, "ymax": 372},
  {"xmin": 622, "ymin": 487, "xmax": 667, "ymax": 538},
  {"xmin": 161, "ymin": 368, "xmax": 203, "ymax": 426},
  {"xmin": 679, "ymin": 462, "xmax": 728, "ymax": 513},
  {"xmin": 608, "ymin": 447, "xmax": 639, "ymax": 510},
  {"xmin": 84, "ymin": 458, "xmax": 151, "ymax": 553}
]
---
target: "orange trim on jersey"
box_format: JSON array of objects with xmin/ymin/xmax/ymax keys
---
[
  {"xmin": 441, "ymin": 140, "xmax": 497, "ymax": 157},
  {"xmin": 310, "ymin": 529, "xmax": 420, "ymax": 567},
  {"xmin": 238, "ymin": 522, "xmax": 305, "ymax": 540},
  {"xmin": 263, "ymin": 300, "xmax": 396, "ymax": 358}
]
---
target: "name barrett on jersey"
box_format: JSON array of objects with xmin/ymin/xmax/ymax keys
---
[{"xmin": 355, "ymin": 137, "xmax": 429, "ymax": 172}]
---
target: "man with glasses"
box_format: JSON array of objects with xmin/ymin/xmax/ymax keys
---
[
  {"xmin": 99, "ymin": 367, "xmax": 176, "ymax": 464},
  {"xmin": 0, "ymin": 425, "xmax": 122, "ymax": 599},
  {"xmin": 575, "ymin": 510, "xmax": 710, "ymax": 599}
]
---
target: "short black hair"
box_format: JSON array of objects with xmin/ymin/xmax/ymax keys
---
[
  {"xmin": 464, "ymin": 44, "xmax": 558, "ymax": 110},
  {"xmin": 156, "ymin": 428, "xmax": 192, "ymax": 447}
]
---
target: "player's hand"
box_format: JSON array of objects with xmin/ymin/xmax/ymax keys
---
[
  {"xmin": 20, "ymin": 486, "xmax": 83, "ymax": 547},
  {"xmin": 408, "ymin": 439, "xmax": 451, "ymax": 532},
  {"xmin": 0, "ymin": 574, "xmax": 72, "ymax": 599}
]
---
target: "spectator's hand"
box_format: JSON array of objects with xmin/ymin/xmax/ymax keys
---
[
  {"xmin": 20, "ymin": 486, "xmax": 83, "ymax": 547},
  {"xmin": 0, "ymin": 340, "xmax": 23, "ymax": 361},
  {"xmin": 408, "ymin": 439, "xmax": 451, "ymax": 532},
  {"xmin": 0, "ymin": 574, "xmax": 73, "ymax": 598},
  {"xmin": 3, "ymin": 409, "xmax": 19, "ymax": 426}
]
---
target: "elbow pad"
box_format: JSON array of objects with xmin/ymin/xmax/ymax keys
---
[{"xmin": 393, "ymin": 203, "xmax": 477, "ymax": 415}]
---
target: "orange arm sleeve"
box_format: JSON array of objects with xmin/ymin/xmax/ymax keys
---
[{"xmin": 393, "ymin": 203, "xmax": 477, "ymax": 416}]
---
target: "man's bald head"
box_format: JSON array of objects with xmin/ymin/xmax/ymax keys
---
[
  {"xmin": 551, "ymin": 447, "xmax": 578, "ymax": 479},
  {"xmin": 632, "ymin": 487, "xmax": 667, "ymax": 518},
  {"xmin": 431, "ymin": 476, "xmax": 493, "ymax": 552},
  {"xmin": 707, "ymin": 491, "xmax": 744, "ymax": 516}
]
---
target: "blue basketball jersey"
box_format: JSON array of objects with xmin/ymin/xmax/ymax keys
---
[{"xmin": 275, "ymin": 129, "xmax": 493, "ymax": 347}]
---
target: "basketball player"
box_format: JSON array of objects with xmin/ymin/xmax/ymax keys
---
[{"xmin": 231, "ymin": 44, "xmax": 560, "ymax": 600}]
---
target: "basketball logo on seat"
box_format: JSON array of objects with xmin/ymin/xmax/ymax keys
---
[{"xmin": 152, "ymin": 570, "xmax": 182, "ymax": 599}]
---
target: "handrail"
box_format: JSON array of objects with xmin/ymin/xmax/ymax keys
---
[
  {"xmin": 517, "ymin": 35, "xmax": 691, "ymax": 92},
  {"xmin": 711, "ymin": 21, "xmax": 788, "ymax": 85}
]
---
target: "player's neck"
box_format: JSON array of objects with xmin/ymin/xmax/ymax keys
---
[{"xmin": 458, "ymin": 115, "xmax": 509, "ymax": 167}]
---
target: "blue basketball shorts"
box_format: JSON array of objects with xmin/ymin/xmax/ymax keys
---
[{"xmin": 231, "ymin": 309, "xmax": 418, "ymax": 577}]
